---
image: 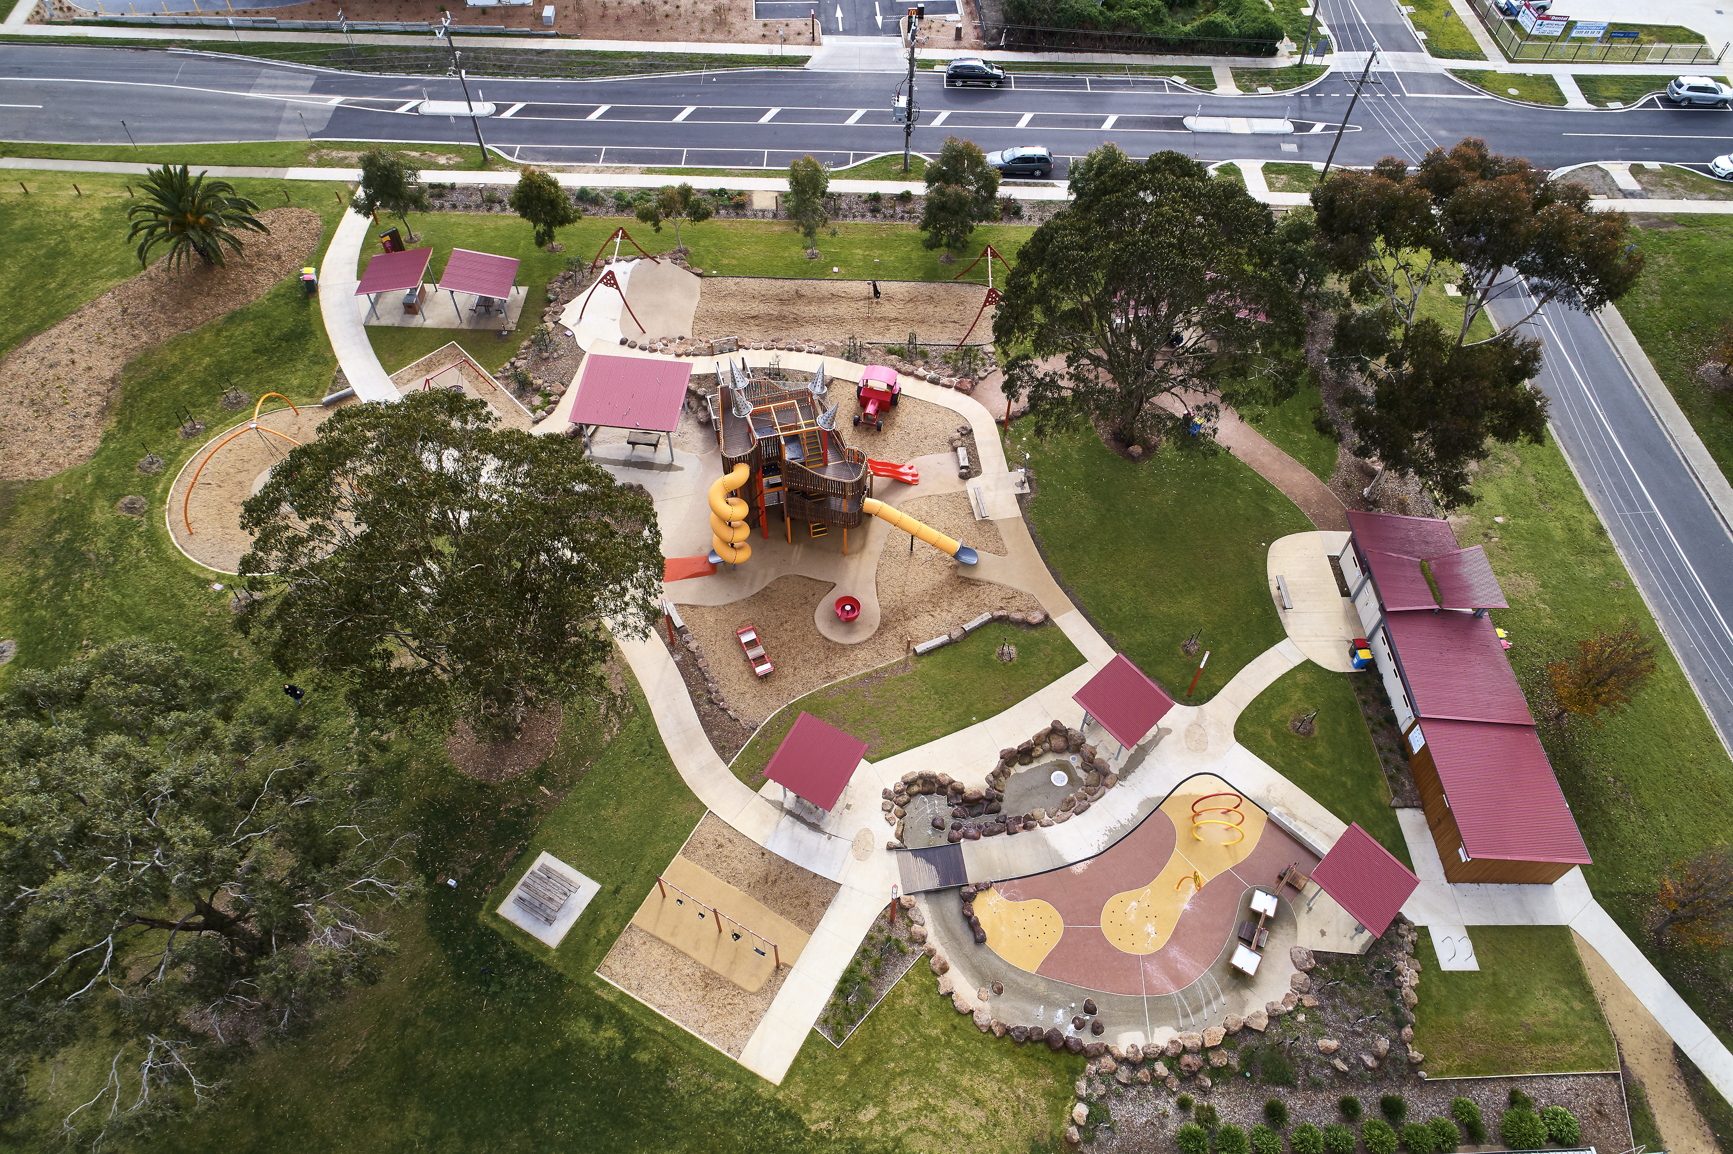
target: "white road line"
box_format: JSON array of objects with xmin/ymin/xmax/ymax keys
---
[
  {"xmin": 1017, "ymin": 111, "xmax": 1033, "ymax": 127},
  {"xmin": 1102, "ymin": 114, "xmax": 1117, "ymax": 130},
  {"xmin": 760, "ymin": 107, "xmax": 781, "ymax": 122},
  {"xmin": 499, "ymin": 102, "xmax": 525, "ymax": 118},
  {"xmin": 586, "ymin": 105, "xmax": 610, "ymax": 120},
  {"xmin": 0, "ymin": 104, "xmax": 44, "ymax": 109},
  {"xmin": 1310, "ymin": 121, "xmax": 1328, "ymax": 132},
  {"xmin": 325, "ymin": 96, "xmax": 345, "ymax": 105},
  {"xmin": 845, "ymin": 109, "xmax": 867, "ymax": 124},
  {"xmin": 874, "ymin": 0, "xmax": 882, "ymax": 26},
  {"xmin": 1565, "ymin": 131, "xmax": 1733, "ymax": 139},
  {"xmin": 673, "ymin": 105, "xmax": 697, "ymax": 121},
  {"xmin": 392, "ymin": 99, "xmax": 420, "ymax": 113},
  {"xmin": 930, "ymin": 110, "xmax": 949, "ymax": 126}
]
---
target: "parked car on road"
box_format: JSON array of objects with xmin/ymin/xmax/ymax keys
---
[
  {"xmin": 1709, "ymin": 154, "xmax": 1733, "ymax": 179},
  {"xmin": 984, "ymin": 145, "xmax": 1054, "ymax": 178},
  {"xmin": 1667, "ymin": 76, "xmax": 1733, "ymax": 107},
  {"xmin": 944, "ymin": 58, "xmax": 1005, "ymax": 87}
]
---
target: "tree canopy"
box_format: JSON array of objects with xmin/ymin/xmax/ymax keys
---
[
  {"xmin": 994, "ymin": 145, "xmax": 1306, "ymax": 444},
  {"xmin": 0, "ymin": 641, "xmax": 410, "ymax": 1143},
  {"xmin": 126, "ymin": 165, "xmax": 268, "ymax": 272},
  {"xmin": 634, "ymin": 182, "xmax": 713, "ymax": 251},
  {"xmin": 350, "ymin": 148, "xmax": 431, "ymax": 238},
  {"xmin": 1311, "ymin": 138, "xmax": 1644, "ymax": 507},
  {"xmin": 920, "ymin": 136, "xmax": 1001, "ymax": 252},
  {"xmin": 785, "ymin": 156, "xmax": 831, "ymax": 251},
  {"xmin": 508, "ymin": 166, "xmax": 582, "ymax": 248},
  {"xmin": 1547, "ymin": 622, "xmax": 1656, "ymax": 725},
  {"xmin": 237, "ymin": 390, "xmax": 663, "ymax": 740}
]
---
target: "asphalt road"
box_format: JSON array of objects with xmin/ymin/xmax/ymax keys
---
[{"xmin": 9, "ymin": 41, "xmax": 1733, "ymax": 172}]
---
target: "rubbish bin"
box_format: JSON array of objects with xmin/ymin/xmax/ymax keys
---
[
  {"xmin": 403, "ymin": 287, "xmax": 420, "ymax": 315},
  {"xmin": 542, "ymin": 3, "xmax": 554, "ymax": 23},
  {"xmin": 301, "ymin": 266, "xmax": 318, "ymax": 296}
]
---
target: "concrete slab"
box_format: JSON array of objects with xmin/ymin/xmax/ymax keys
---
[
  {"xmin": 1267, "ymin": 531, "xmax": 1361, "ymax": 672},
  {"xmin": 359, "ymin": 282, "xmax": 527, "ymax": 330},
  {"xmin": 496, "ymin": 852, "xmax": 601, "ymax": 949}
]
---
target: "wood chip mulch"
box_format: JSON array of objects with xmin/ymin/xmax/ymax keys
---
[
  {"xmin": 444, "ymin": 702, "xmax": 564, "ymax": 782},
  {"xmin": 0, "ymin": 207, "xmax": 325, "ymax": 482}
]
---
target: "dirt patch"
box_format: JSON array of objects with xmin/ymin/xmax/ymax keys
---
[
  {"xmin": 388, "ymin": 343, "xmax": 536, "ymax": 430},
  {"xmin": 1632, "ymin": 164, "xmax": 1733, "ymax": 201},
  {"xmin": 679, "ymin": 812, "xmax": 839, "ymax": 933},
  {"xmin": 1557, "ymin": 166, "xmax": 1622, "ymax": 199},
  {"xmin": 0, "ymin": 207, "xmax": 325, "ymax": 482},
  {"xmin": 445, "ymin": 701, "xmax": 564, "ymax": 783},
  {"xmin": 596, "ymin": 923, "xmax": 790, "ymax": 1058},
  {"xmin": 309, "ymin": 148, "xmax": 464, "ymax": 168},
  {"xmin": 692, "ymin": 277, "xmax": 1000, "ymax": 349}
]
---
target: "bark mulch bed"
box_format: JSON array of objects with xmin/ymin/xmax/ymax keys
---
[
  {"xmin": 444, "ymin": 701, "xmax": 564, "ymax": 783},
  {"xmin": 0, "ymin": 208, "xmax": 325, "ymax": 481}
]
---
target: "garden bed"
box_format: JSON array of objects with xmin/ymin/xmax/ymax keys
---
[{"xmin": 815, "ymin": 905, "xmax": 921, "ymax": 1045}]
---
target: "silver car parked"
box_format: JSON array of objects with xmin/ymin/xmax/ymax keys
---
[{"xmin": 1667, "ymin": 76, "xmax": 1733, "ymax": 107}]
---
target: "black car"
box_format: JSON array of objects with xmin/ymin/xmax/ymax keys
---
[
  {"xmin": 985, "ymin": 146, "xmax": 1054, "ymax": 179},
  {"xmin": 944, "ymin": 58, "xmax": 1005, "ymax": 87}
]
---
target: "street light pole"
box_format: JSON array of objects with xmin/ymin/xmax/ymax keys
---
[{"xmin": 1320, "ymin": 50, "xmax": 1376, "ymax": 182}]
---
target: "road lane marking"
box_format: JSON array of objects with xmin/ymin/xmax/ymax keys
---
[
  {"xmin": 1102, "ymin": 114, "xmax": 1117, "ymax": 129},
  {"xmin": 930, "ymin": 110, "xmax": 949, "ymax": 126},
  {"xmin": 836, "ymin": 1, "xmax": 843, "ymax": 24},
  {"xmin": 586, "ymin": 105, "xmax": 610, "ymax": 120},
  {"xmin": 760, "ymin": 107, "xmax": 780, "ymax": 122},
  {"xmin": 1564, "ymin": 132, "xmax": 1733, "ymax": 139},
  {"xmin": 674, "ymin": 105, "xmax": 696, "ymax": 120},
  {"xmin": 0, "ymin": 104, "xmax": 43, "ymax": 108},
  {"xmin": 499, "ymin": 102, "xmax": 525, "ymax": 118},
  {"xmin": 846, "ymin": 109, "xmax": 866, "ymax": 123},
  {"xmin": 874, "ymin": 0, "xmax": 882, "ymax": 25},
  {"xmin": 393, "ymin": 99, "xmax": 420, "ymax": 113},
  {"xmin": 1017, "ymin": 111, "xmax": 1033, "ymax": 127}
]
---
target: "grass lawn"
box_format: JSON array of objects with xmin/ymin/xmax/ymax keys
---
[
  {"xmin": 1262, "ymin": 161, "xmax": 1322, "ymax": 194},
  {"xmin": 1234, "ymin": 665, "xmax": 1410, "ymax": 866},
  {"xmin": 728, "ymin": 622, "xmax": 1086, "ymax": 786},
  {"xmin": 648, "ymin": 155, "xmax": 932, "ymax": 181},
  {"xmin": 1411, "ymin": 927, "xmax": 1616, "ymax": 1075},
  {"xmin": 1018, "ymin": 427, "xmax": 1310, "ymax": 703},
  {"xmin": 1, "ymin": 138, "xmax": 480, "ymax": 170},
  {"xmin": 1630, "ymin": 163, "xmax": 1733, "ymax": 199},
  {"xmin": 1214, "ymin": 162, "xmax": 1248, "ymax": 188},
  {"xmin": 1241, "ymin": 383, "xmax": 1338, "ymax": 483},
  {"xmin": 1461, "ymin": 437, "xmax": 1733, "ymax": 1049},
  {"xmin": 1231, "ymin": 64, "xmax": 1329, "ymax": 91},
  {"xmin": 1573, "ymin": 73, "xmax": 1668, "ymax": 107},
  {"xmin": 1407, "ymin": 0, "xmax": 1486, "ymax": 59},
  {"xmin": 1001, "ymin": 62, "xmax": 1218, "ymax": 85},
  {"xmin": 1615, "ymin": 214, "xmax": 1733, "ymax": 481},
  {"xmin": 1449, "ymin": 69, "xmax": 1567, "ymax": 104}
]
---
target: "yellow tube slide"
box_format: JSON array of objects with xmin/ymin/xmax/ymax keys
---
[
  {"xmin": 710, "ymin": 463, "xmax": 753, "ymax": 564},
  {"xmin": 862, "ymin": 498, "xmax": 978, "ymax": 565}
]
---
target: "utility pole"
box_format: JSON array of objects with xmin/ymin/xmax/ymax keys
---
[
  {"xmin": 1297, "ymin": 5, "xmax": 1319, "ymax": 61},
  {"xmin": 437, "ymin": 15, "xmax": 490, "ymax": 164},
  {"xmin": 1320, "ymin": 50, "xmax": 1376, "ymax": 182},
  {"xmin": 898, "ymin": 4, "xmax": 924, "ymax": 173}
]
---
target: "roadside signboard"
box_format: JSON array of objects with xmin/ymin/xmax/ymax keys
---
[
  {"xmin": 1570, "ymin": 19, "xmax": 1607, "ymax": 36},
  {"xmin": 1517, "ymin": 1, "xmax": 1569, "ymax": 34},
  {"xmin": 1607, "ymin": 28, "xmax": 1639, "ymax": 37}
]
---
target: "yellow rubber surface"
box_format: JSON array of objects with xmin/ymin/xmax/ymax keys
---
[
  {"xmin": 1100, "ymin": 854, "xmax": 1218, "ymax": 954},
  {"xmin": 975, "ymin": 887, "xmax": 1064, "ymax": 973},
  {"xmin": 629, "ymin": 855, "xmax": 809, "ymax": 993},
  {"xmin": 1162, "ymin": 780, "xmax": 1265, "ymax": 876}
]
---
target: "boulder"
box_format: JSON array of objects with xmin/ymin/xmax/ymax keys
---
[
  {"xmin": 909, "ymin": 907, "xmax": 925, "ymax": 926},
  {"xmin": 1164, "ymin": 1038, "xmax": 1185, "ymax": 1059},
  {"xmin": 1317, "ymin": 1038, "xmax": 1340, "ymax": 1055},
  {"xmin": 1090, "ymin": 1019, "xmax": 1105, "ymax": 1036},
  {"xmin": 992, "ymin": 1020, "xmax": 1008, "ymax": 1038},
  {"xmin": 1372, "ymin": 1037, "xmax": 1390, "ymax": 1059},
  {"xmin": 937, "ymin": 972, "xmax": 955, "ymax": 997},
  {"xmin": 1064, "ymin": 1125, "xmax": 1081, "ymax": 1146},
  {"xmin": 952, "ymin": 992, "xmax": 974, "ymax": 1015},
  {"xmin": 1072, "ymin": 1016, "xmax": 1086, "ymax": 1031},
  {"xmin": 1147, "ymin": 1060, "xmax": 1168, "ymax": 1079},
  {"xmin": 1244, "ymin": 1009, "xmax": 1269, "ymax": 1032},
  {"xmin": 1282, "ymin": 991, "xmax": 1299, "ymax": 1011},
  {"xmin": 1290, "ymin": 945, "xmax": 1316, "ymax": 971},
  {"xmin": 1097, "ymin": 1056, "xmax": 1118, "ymax": 1077},
  {"xmin": 1180, "ymin": 1032, "xmax": 1203, "ymax": 1053},
  {"xmin": 1084, "ymin": 1042, "xmax": 1106, "ymax": 1058},
  {"xmin": 1330, "ymin": 1057, "xmax": 1351, "ymax": 1074},
  {"xmin": 1136, "ymin": 1067, "xmax": 1153, "ymax": 1085},
  {"xmin": 1197, "ymin": 1075, "xmax": 1213, "ymax": 1091},
  {"xmin": 1072, "ymin": 1102, "xmax": 1088, "ymax": 1127},
  {"xmin": 1073, "ymin": 800, "xmax": 1091, "ymax": 815},
  {"xmin": 993, "ymin": 981, "xmax": 1004, "ymax": 995},
  {"xmin": 1178, "ymin": 1053, "xmax": 1204, "ymax": 1075},
  {"xmin": 1202, "ymin": 1026, "xmax": 1225, "ymax": 1048},
  {"xmin": 1359, "ymin": 1053, "xmax": 1380, "ymax": 1070},
  {"xmin": 946, "ymin": 829, "xmax": 963, "ymax": 843},
  {"xmin": 1046, "ymin": 1028, "xmax": 1065, "ymax": 1051},
  {"xmin": 977, "ymin": 987, "xmax": 992, "ymax": 1003},
  {"xmin": 1400, "ymin": 986, "xmax": 1419, "ymax": 1009},
  {"xmin": 1400, "ymin": 1025, "xmax": 1414, "ymax": 1043},
  {"xmin": 1208, "ymin": 1051, "xmax": 1230, "ymax": 1069},
  {"xmin": 1083, "ymin": 998, "xmax": 1097, "ymax": 1015},
  {"xmin": 1065, "ymin": 1036, "xmax": 1084, "ymax": 1054},
  {"xmin": 973, "ymin": 927, "xmax": 987, "ymax": 944},
  {"xmin": 1124, "ymin": 1043, "xmax": 1142, "ymax": 1064},
  {"xmin": 1108, "ymin": 1046, "xmax": 1125, "ymax": 1062},
  {"xmin": 1290, "ymin": 972, "xmax": 1312, "ymax": 994},
  {"xmin": 1265, "ymin": 1001, "xmax": 1287, "ymax": 1018},
  {"xmin": 1165, "ymin": 1076, "xmax": 1180, "ymax": 1090},
  {"xmin": 973, "ymin": 1008, "xmax": 992, "ymax": 1032},
  {"xmin": 1300, "ymin": 995, "xmax": 1320, "ymax": 1008},
  {"xmin": 1114, "ymin": 1066, "xmax": 1135, "ymax": 1086},
  {"xmin": 1010, "ymin": 1025, "xmax": 1029, "ymax": 1043},
  {"xmin": 1224, "ymin": 1014, "xmax": 1244, "ymax": 1034},
  {"xmin": 1407, "ymin": 1047, "xmax": 1425, "ymax": 1064},
  {"xmin": 930, "ymin": 954, "xmax": 949, "ymax": 975}
]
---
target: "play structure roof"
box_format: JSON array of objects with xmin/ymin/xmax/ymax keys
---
[
  {"xmin": 1429, "ymin": 546, "xmax": 1509, "ymax": 610},
  {"xmin": 1382, "ymin": 610, "xmax": 1534, "ymax": 727},
  {"xmin": 1418, "ymin": 719, "xmax": 1592, "ymax": 864},
  {"xmin": 438, "ymin": 248, "xmax": 520, "ymax": 300},
  {"xmin": 567, "ymin": 354, "xmax": 692, "ymax": 432},
  {"xmin": 762, "ymin": 712, "xmax": 868, "ymax": 812},
  {"xmin": 1310, "ymin": 823, "xmax": 1419, "ymax": 936},
  {"xmin": 1073, "ymin": 654, "xmax": 1176, "ymax": 750},
  {"xmin": 354, "ymin": 247, "xmax": 433, "ymax": 297}
]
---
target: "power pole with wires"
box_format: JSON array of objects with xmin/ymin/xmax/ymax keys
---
[
  {"xmin": 896, "ymin": 4, "xmax": 925, "ymax": 174},
  {"xmin": 1320, "ymin": 51, "xmax": 1378, "ymax": 182},
  {"xmin": 436, "ymin": 16, "xmax": 490, "ymax": 164}
]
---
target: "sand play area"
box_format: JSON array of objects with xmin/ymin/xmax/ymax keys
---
[{"xmin": 691, "ymin": 278, "xmax": 999, "ymax": 348}]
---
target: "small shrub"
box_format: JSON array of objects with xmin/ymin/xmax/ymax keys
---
[
  {"xmin": 1400, "ymin": 1122, "xmax": 1437, "ymax": 1154},
  {"xmin": 1339, "ymin": 1097, "xmax": 1363, "ymax": 1122},
  {"xmin": 1262, "ymin": 1051, "xmax": 1297, "ymax": 1087},
  {"xmin": 1322, "ymin": 1122, "xmax": 1356, "ymax": 1154},
  {"xmin": 1000, "ymin": 194, "xmax": 1023, "ymax": 218},
  {"xmin": 1265, "ymin": 1099, "xmax": 1289, "ymax": 1128},
  {"xmin": 1293, "ymin": 1123, "xmax": 1325, "ymax": 1154},
  {"xmin": 1176, "ymin": 1094, "xmax": 1194, "ymax": 1112},
  {"xmin": 1463, "ymin": 1119, "xmax": 1487, "ymax": 1145},
  {"xmin": 1362, "ymin": 1118, "xmax": 1399, "ymax": 1154},
  {"xmin": 1540, "ymin": 1106, "xmax": 1581, "ymax": 1146},
  {"xmin": 1196, "ymin": 1103, "xmax": 1220, "ymax": 1129},
  {"xmin": 1449, "ymin": 1098, "xmax": 1483, "ymax": 1143},
  {"xmin": 1508, "ymin": 1088, "xmax": 1535, "ymax": 1111},
  {"xmin": 1177, "ymin": 1123, "xmax": 1211, "ymax": 1154},
  {"xmin": 1499, "ymin": 1107, "xmax": 1548, "ymax": 1151},
  {"xmin": 1381, "ymin": 1095, "xmax": 1408, "ymax": 1124},
  {"xmin": 897, "ymin": 189, "xmax": 913, "ymax": 204},
  {"xmin": 1217, "ymin": 1125, "xmax": 1251, "ymax": 1154},
  {"xmin": 1426, "ymin": 1117, "xmax": 1460, "ymax": 1153},
  {"xmin": 1250, "ymin": 1124, "xmax": 1283, "ymax": 1154}
]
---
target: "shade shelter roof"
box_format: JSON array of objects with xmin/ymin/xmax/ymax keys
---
[
  {"xmin": 1419, "ymin": 719, "xmax": 1592, "ymax": 865},
  {"xmin": 761, "ymin": 712, "xmax": 868, "ymax": 812},
  {"xmin": 437, "ymin": 248, "xmax": 520, "ymax": 300},
  {"xmin": 567, "ymin": 354, "xmax": 692, "ymax": 433},
  {"xmin": 1072, "ymin": 654, "xmax": 1176, "ymax": 750},
  {"xmin": 1310, "ymin": 823, "xmax": 1420, "ymax": 936},
  {"xmin": 355, "ymin": 247, "xmax": 433, "ymax": 297}
]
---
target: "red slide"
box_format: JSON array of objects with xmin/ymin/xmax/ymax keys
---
[{"xmin": 867, "ymin": 459, "xmax": 919, "ymax": 485}]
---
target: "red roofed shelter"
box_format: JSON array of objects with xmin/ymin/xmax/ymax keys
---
[
  {"xmin": 354, "ymin": 246, "xmax": 433, "ymax": 322},
  {"xmin": 437, "ymin": 247, "xmax": 522, "ymax": 320},
  {"xmin": 566, "ymin": 353, "xmax": 693, "ymax": 462},
  {"xmin": 761, "ymin": 712, "xmax": 868, "ymax": 813},
  {"xmin": 1310, "ymin": 823, "xmax": 1419, "ymax": 937},
  {"xmin": 1072, "ymin": 654, "xmax": 1176, "ymax": 752}
]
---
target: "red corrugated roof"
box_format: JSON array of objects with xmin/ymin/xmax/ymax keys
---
[
  {"xmin": 567, "ymin": 354, "xmax": 692, "ymax": 432},
  {"xmin": 1362, "ymin": 549, "xmax": 1439, "ymax": 612},
  {"xmin": 355, "ymin": 246, "xmax": 433, "ymax": 297},
  {"xmin": 1347, "ymin": 510, "xmax": 1459, "ymax": 559},
  {"xmin": 1384, "ymin": 610, "xmax": 1534, "ymax": 726},
  {"xmin": 1072, "ymin": 654, "xmax": 1176, "ymax": 750},
  {"xmin": 762, "ymin": 712, "xmax": 868, "ymax": 812},
  {"xmin": 437, "ymin": 247, "xmax": 520, "ymax": 301},
  {"xmin": 1419, "ymin": 719, "xmax": 1592, "ymax": 864},
  {"xmin": 1429, "ymin": 547, "xmax": 1509, "ymax": 610},
  {"xmin": 1311, "ymin": 823, "xmax": 1419, "ymax": 936}
]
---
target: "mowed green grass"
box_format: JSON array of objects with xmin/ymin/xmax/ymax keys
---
[
  {"xmin": 727, "ymin": 621, "xmax": 1086, "ymax": 786},
  {"xmin": 1573, "ymin": 74, "xmax": 1668, "ymax": 107},
  {"xmin": 1235, "ymin": 665, "xmax": 1410, "ymax": 867},
  {"xmin": 1018, "ymin": 427, "xmax": 1310, "ymax": 703},
  {"xmin": 1, "ymin": 138, "xmax": 477, "ymax": 170},
  {"xmin": 1242, "ymin": 382, "xmax": 1338, "ymax": 483},
  {"xmin": 1462, "ymin": 438, "xmax": 1733, "ymax": 1047},
  {"xmin": 1449, "ymin": 69, "xmax": 1568, "ymax": 104},
  {"xmin": 1618, "ymin": 214, "xmax": 1733, "ymax": 481},
  {"xmin": 1412, "ymin": 927, "xmax": 1616, "ymax": 1075},
  {"xmin": 1407, "ymin": 0, "xmax": 1486, "ymax": 59}
]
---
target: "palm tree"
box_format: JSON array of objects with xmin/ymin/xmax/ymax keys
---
[{"xmin": 126, "ymin": 165, "xmax": 269, "ymax": 273}]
